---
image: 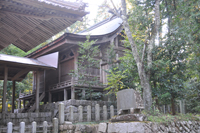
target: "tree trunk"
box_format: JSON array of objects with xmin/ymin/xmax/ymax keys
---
[
  {"xmin": 171, "ymin": 94, "xmax": 176, "ymax": 115},
  {"xmin": 120, "ymin": 0, "xmax": 154, "ymax": 110}
]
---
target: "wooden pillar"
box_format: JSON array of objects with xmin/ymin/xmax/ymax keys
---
[
  {"xmin": 2, "ymin": 66, "xmax": 8, "ymax": 113},
  {"xmin": 71, "ymin": 87, "xmax": 75, "ymax": 100},
  {"xmin": 115, "ymin": 36, "xmax": 119, "ymax": 61},
  {"xmin": 100, "ymin": 49, "xmax": 103, "ymax": 82},
  {"xmin": 74, "ymin": 50, "xmax": 78, "ymax": 81},
  {"xmin": 48, "ymin": 92, "xmax": 52, "ymax": 103},
  {"xmin": 35, "ymin": 71, "xmax": 40, "ymax": 113},
  {"xmin": 58, "ymin": 63, "xmax": 61, "ymax": 83},
  {"xmin": 44, "ymin": 70, "xmax": 47, "ymax": 104},
  {"xmin": 64, "ymin": 89, "xmax": 68, "ymax": 101},
  {"xmin": 12, "ymin": 81, "xmax": 16, "ymax": 113}
]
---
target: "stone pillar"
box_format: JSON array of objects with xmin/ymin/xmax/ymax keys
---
[
  {"xmin": 180, "ymin": 100, "xmax": 186, "ymax": 114},
  {"xmin": 182, "ymin": 100, "xmax": 186, "ymax": 114},
  {"xmin": 52, "ymin": 118, "xmax": 58, "ymax": 133},
  {"xmin": 130, "ymin": 108, "xmax": 134, "ymax": 114},
  {"xmin": 78, "ymin": 106, "xmax": 83, "ymax": 122},
  {"xmin": 5, "ymin": 102, "xmax": 8, "ymax": 113},
  {"xmin": 35, "ymin": 71, "xmax": 40, "ymax": 113},
  {"xmin": 87, "ymin": 105, "xmax": 91, "ymax": 122},
  {"xmin": 64, "ymin": 89, "xmax": 68, "ymax": 101},
  {"xmin": 20, "ymin": 122, "xmax": 25, "ymax": 133},
  {"xmin": 69, "ymin": 106, "xmax": 74, "ymax": 122},
  {"xmin": 43, "ymin": 121, "xmax": 48, "ymax": 133},
  {"xmin": 59, "ymin": 102, "xmax": 64, "ymax": 124},
  {"xmin": 103, "ymin": 105, "xmax": 107, "ymax": 120},
  {"xmin": 71, "ymin": 87, "xmax": 75, "ymax": 100},
  {"xmin": 167, "ymin": 105, "xmax": 170, "ymax": 113},
  {"xmin": 95, "ymin": 104, "xmax": 100, "ymax": 121},
  {"xmin": 2, "ymin": 66, "xmax": 8, "ymax": 113},
  {"xmin": 163, "ymin": 105, "xmax": 165, "ymax": 114},
  {"xmin": 32, "ymin": 121, "xmax": 37, "ymax": 133},
  {"xmin": 82, "ymin": 89, "xmax": 85, "ymax": 99},
  {"xmin": 7, "ymin": 122, "xmax": 12, "ymax": 133},
  {"xmin": 48, "ymin": 92, "xmax": 52, "ymax": 103},
  {"xmin": 18, "ymin": 99, "xmax": 21, "ymax": 109},
  {"xmin": 153, "ymin": 106, "xmax": 156, "ymax": 111},
  {"xmin": 12, "ymin": 80, "xmax": 16, "ymax": 113},
  {"xmin": 110, "ymin": 105, "xmax": 114, "ymax": 118}
]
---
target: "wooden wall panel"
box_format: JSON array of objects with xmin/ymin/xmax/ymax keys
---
[
  {"xmin": 60, "ymin": 58, "xmax": 74, "ymax": 82},
  {"xmin": 45, "ymin": 69, "xmax": 58, "ymax": 89}
]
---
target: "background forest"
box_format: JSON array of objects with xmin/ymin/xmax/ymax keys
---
[{"xmin": 0, "ymin": 0, "xmax": 200, "ymax": 114}]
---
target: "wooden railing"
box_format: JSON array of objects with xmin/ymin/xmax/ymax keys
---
[
  {"xmin": 49, "ymin": 77, "xmax": 105, "ymax": 90},
  {"xmin": 19, "ymin": 91, "xmax": 34, "ymax": 98}
]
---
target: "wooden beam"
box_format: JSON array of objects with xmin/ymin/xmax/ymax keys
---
[
  {"xmin": 11, "ymin": 68, "xmax": 31, "ymax": 81},
  {"xmin": 35, "ymin": 71, "xmax": 40, "ymax": 113},
  {"xmin": 2, "ymin": 66, "xmax": 8, "ymax": 113},
  {"xmin": 12, "ymin": 81, "xmax": 16, "ymax": 113}
]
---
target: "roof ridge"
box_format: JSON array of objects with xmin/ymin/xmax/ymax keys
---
[{"xmin": 78, "ymin": 16, "xmax": 118, "ymax": 33}]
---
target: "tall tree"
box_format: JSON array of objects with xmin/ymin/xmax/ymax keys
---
[{"xmin": 107, "ymin": 0, "xmax": 160, "ymax": 110}]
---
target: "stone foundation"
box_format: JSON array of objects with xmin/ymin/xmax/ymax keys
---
[
  {"xmin": 40, "ymin": 99, "xmax": 117, "ymax": 121},
  {"xmin": 99, "ymin": 121, "xmax": 200, "ymax": 133},
  {"xmin": 59, "ymin": 122, "xmax": 99, "ymax": 133},
  {"xmin": 0, "ymin": 112, "xmax": 51, "ymax": 126}
]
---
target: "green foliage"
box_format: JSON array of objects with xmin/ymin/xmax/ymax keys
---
[
  {"xmin": 105, "ymin": 68, "xmax": 128, "ymax": 95},
  {"xmin": 104, "ymin": 44, "xmax": 139, "ymax": 95},
  {"xmin": 93, "ymin": 1, "xmax": 112, "ymax": 24},
  {"xmin": 68, "ymin": 16, "xmax": 91, "ymax": 33},
  {"xmin": 147, "ymin": 113, "xmax": 199, "ymax": 124},
  {"xmin": 71, "ymin": 36, "xmax": 103, "ymax": 100}
]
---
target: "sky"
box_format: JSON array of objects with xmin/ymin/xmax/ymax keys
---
[{"xmin": 82, "ymin": 0, "xmax": 121, "ymax": 21}]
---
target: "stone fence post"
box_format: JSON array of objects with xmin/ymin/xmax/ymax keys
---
[
  {"xmin": 110, "ymin": 105, "xmax": 114, "ymax": 118},
  {"xmin": 95, "ymin": 104, "xmax": 100, "ymax": 121},
  {"xmin": 7, "ymin": 122, "xmax": 13, "ymax": 133},
  {"xmin": 20, "ymin": 122, "xmax": 25, "ymax": 133},
  {"xmin": 103, "ymin": 105, "xmax": 107, "ymax": 120},
  {"xmin": 32, "ymin": 121, "xmax": 37, "ymax": 133},
  {"xmin": 59, "ymin": 102, "xmax": 64, "ymax": 124},
  {"xmin": 53, "ymin": 118, "xmax": 58, "ymax": 133},
  {"xmin": 78, "ymin": 105, "xmax": 83, "ymax": 122},
  {"xmin": 43, "ymin": 121, "xmax": 48, "ymax": 133},
  {"xmin": 69, "ymin": 106, "xmax": 74, "ymax": 122},
  {"xmin": 87, "ymin": 105, "xmax": 91, "ymax": 122}
]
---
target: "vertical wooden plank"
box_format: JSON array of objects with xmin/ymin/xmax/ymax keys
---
[
  {"xmin": 12, "ymin": 80, "xmax": 16, "ymax": 113},
  {"xmin": 48, "ymin": 92, "xmax": 52, "ymax": 103},
  {"xmin": 2, "ymin": 65, "xmax": 8, "ymax": 113},
  {"xmin": 35, "ymin": 71, "xmax": 40, "ymax": 113},
  {"xmin": 58, "ymin": 62, "xmax": 61, "ymax": 83}
]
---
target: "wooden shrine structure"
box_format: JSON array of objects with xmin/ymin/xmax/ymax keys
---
[
  {"xmin": 0, "ymin": 0, "xmax": 87, "ymax": 113},
  {"xmin": 18, "ymin": 17, "xmax": 125, "ymax": 112}
]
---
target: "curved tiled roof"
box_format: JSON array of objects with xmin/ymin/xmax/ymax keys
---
[
  {"xmin": 78, "ymin": 17, "xmax": 122, "ymax": 35},
  {"xmin": 26, "ymin": 16, "xmax": 123, "ymax": 58},
  {"xmin": 0, "ymin": 0, "xmax": 88, "ymax": 52}
]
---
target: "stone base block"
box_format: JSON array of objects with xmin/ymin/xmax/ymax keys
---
[{"xmin": 110, "ymin": 114, "xmax": 147, "ymax": 122}]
